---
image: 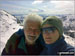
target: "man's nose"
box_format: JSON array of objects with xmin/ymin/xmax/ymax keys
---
[{"xmin": 30, "ymin": 29, "xmax": 36, "ymax": 35}]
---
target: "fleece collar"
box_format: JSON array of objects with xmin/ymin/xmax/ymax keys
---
[
  {"xmin": 18, "ymin": 36, "xmax": 28, "ymax": 53},
  {"xmin": 18, "ymin": 36, "xmax": 40, "ymax": 54}
]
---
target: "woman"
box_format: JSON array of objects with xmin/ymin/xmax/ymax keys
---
[{"xmin": 41, "ymin": 16, "xmax": 74, "ymax": 55}]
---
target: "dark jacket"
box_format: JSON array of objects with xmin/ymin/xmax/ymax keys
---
[
  {"xmin": 40, "ymin": 36, "xmax": 74, "ymax": 55},
  {"xmin": 2, "ymin": 29, "xmax": 44, "ymax": 55}
]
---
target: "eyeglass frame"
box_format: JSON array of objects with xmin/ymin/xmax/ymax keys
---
[{"xmin": 42, "ymin": 26, "xmax": 57, "ymax": 34}]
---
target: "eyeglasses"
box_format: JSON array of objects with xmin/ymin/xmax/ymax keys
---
[{"xmin": 42, "ymin": 27, "xmax": 56, "ymax": 34}]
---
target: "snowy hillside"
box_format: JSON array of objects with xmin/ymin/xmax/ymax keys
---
[
  {"xmin": 64, "ymin": 34, "xmax": 75, "ymax": 47},
  {"xmin": 63, "ymin": 14, "xmax": 75, "ymax": 30},
  {"xmin": 0, "ymin": 10, "xmax": 22, "ymax": 54},
  {"xmin": 60, "ymin": 14, "xmax": 75, "ymax": 38},
  {"xmin": 59, "ymin": 15, "xmax": 75, "ymax": 47}
]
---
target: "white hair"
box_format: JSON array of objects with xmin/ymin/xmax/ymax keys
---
[{"xmin": 23, "ymin": 13, "xmax": 43, "ymax": 29}]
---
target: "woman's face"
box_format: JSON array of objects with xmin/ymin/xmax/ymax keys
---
[{"xmin": 42, "ymin": 24, "xmax": 60, "ymax": 44}]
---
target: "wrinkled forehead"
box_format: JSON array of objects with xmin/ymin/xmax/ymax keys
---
[
  {"xmin": 26, "ymin": 20, "xmax": 39, "ymax": 23},
  {"xmin": 26, "ymin": 20, "xmax": 41, "ymax": 29}
]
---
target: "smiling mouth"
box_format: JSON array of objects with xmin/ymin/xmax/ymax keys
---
[{"xmin": 28, "ymin": 36, "xmax": 36, "ymax": 40}]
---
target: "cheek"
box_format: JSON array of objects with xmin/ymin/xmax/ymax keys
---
[
  {"xmin": 54, "ymin": 30, "xmax": 59, "ymax": 38},
  {"xmin": 24, "ymin": 30, "xmax": 28, "ymax": 37},
  {"xmin": 24, "ymin": 30, "xmax": 29, "ymax": 34},
  {"xmin": 53, "ymin": 33, "xmax": 59, "ymax": 38},
  {"xmin": 52, "ymin": 31, "xmax": 59, "ymax": 41}
]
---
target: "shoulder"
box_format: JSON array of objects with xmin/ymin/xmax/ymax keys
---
[
  {"xmin": 7, "ymin": 29, "xmax": 24, "ymax": 43},
  {"xmin": 61, "ymin": 42, "xmax": 74, "ymax": 52},
  {"xmin": 61, "ymin": 36, "xmax": 74, "ymax": 52},
  {"xmin": 66, "ymin": 44, "xmax": 74, "ymax": 52},
  {"xmin": 4, "ymin": 29, "xmax": 24, "ymax": 53}
]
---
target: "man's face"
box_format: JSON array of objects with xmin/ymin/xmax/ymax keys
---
[
  {"xmin": 24, "ymin": 21, "xmax": 41, "ymax": 44},
  {"xmin": 42, "ymin": 24, "xmax": 59, "ymax": 44}
]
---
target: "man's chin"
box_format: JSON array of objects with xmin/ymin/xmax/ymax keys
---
[
  {"xmin": 27, "ymin": 39, "xmax": 36, "ymax": 44},
  {"xmin": 29, "ymin": 40, "xmax": 36, "ymax": 43},
  {"xmin": 28, "ymin": 41, "xmax": 35, "ymax": 45}
]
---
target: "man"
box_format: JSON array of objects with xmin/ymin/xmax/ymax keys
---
[
  {"xmin": 41, "ymin": 16, "xmax": 74, "ymax": 55},
  {"xmin": 2, "ymin": 14, "xmax": 44, "ymax": 55}
]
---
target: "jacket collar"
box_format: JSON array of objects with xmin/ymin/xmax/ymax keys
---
[{"xmin": 18, "ymin": 36, "xmax": 28, "ymax": 53}]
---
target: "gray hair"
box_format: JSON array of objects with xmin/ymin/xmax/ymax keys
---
[{"xmin": 23, "ymin": 13, "xmax": 43, "ymax": 29}]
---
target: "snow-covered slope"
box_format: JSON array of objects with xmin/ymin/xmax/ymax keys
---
[
  {"xmin": 64, "ymin": 34, "xmax": 75, "ymax": 47},
  {"xmin": 0, "ymin": 10, "xmax": 22, "ymax": 54},
  {"xmin": 0, "ymin": 10, "xmax": 20, "ymax": 43},
  {"xmin": 61, "ymin": 14, "xmax": 75, "ymax": 38}
]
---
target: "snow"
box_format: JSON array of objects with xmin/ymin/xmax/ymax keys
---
[
  {"xmin": 63, "ymin": 14, "xmax": 75, "ymax": 28},
  {"xmin": 64, "ymin": 34, "xmax": 75, "ymax": 47},
  {"xmin": 0, "ymin": 10, "xmax": 23, "ymax": 55}
]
